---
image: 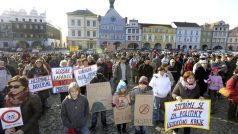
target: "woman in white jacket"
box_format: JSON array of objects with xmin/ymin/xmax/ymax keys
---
[{"xmin": 149, "ymin": 66, "xmax": 171, "ymax": 125}]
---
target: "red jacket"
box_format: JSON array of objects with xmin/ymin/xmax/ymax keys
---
[{"xmin": 226, "ymin": 76, "xmax": 238, "ymax": 102}]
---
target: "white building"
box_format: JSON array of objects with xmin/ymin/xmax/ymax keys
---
[
  {"xmin": 125, "ymin": 19, "xmax": 142, "ymax": 49},
  {"xmin": 172, "ymin": 22, "xmax": 201, "ymax": 50},
  {"xmin": 227, "ymin": 27, "xmax": 238, "ymax": 51},
  {"xmin": 210, "ymin": 21, "xmax": 229, "ymax": 50},
  {"xmin": 67, "ymin": 9, "xmax": 98, "ymax": 49}
]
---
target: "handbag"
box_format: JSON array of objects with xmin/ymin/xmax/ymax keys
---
[
  {"xmin": 68, "ymin": 128, "xmax": 76, "ymax": 134},
  {"xmin": 218, "ymin": 87, "xmax": 230, "ymax": 97}
]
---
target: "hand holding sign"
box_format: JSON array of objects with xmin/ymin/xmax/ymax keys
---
[
  {"xmin": 176, "ymin": 96, "xmax": 183, "ymax": 102},
  {"xmin": 5, "ymin": 128, "xmax": 15, "ymax": 134}
]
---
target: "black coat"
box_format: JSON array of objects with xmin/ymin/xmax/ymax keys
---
[{"xmin": 195, "ymin": 66, "xmax": 210, "ymax": 96}]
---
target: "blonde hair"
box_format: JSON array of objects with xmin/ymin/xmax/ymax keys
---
[{"xmin": 67, "ymin": 82, "xmax": 81, "ymax": 99}]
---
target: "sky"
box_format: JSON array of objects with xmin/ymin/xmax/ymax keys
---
[{"xmin": 0, "ymin": 0, "xmax": 238, "ymax": 42}]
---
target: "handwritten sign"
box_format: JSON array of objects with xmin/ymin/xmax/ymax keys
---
[
  {"xmin": 164, "ymin": 99, "xmax": 211, "ymax": 131},
  {"xmin": 74, "ymin": 65, "xmax": 97, "ymax": 87},
  {"xmin": 0, "ymin": 107, "xmax": 23, "ymax": 129},
  {"xmin": 134, "ymin": 95, "xmax": 153, "ymax": 126},
  {"xmin": 113, "ymin": 95, "xmax": 132, "ymax": 124},
  {"xmin": 86, "ymin": 82, "xmax": 112, "ymax": 113},
  {"xmin": 28, "ymin": 75, "xmax": 53, "ymax": 92},
  {"xmin": 51, "ymin": 67, "xmax": 73, "ymax": 93}
]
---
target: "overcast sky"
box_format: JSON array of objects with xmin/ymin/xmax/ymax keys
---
[{"xmin": 0, "ymin": 0, "xmax": 238, "ymax": 42}]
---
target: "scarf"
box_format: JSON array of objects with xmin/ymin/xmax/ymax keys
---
[
  {"xmin": 4, "ymin": 89, "xmax": 29, "ymax": 107},
  {"xmin": 180, "ymin": 78, "xmax": 196, "ymax": 90}
]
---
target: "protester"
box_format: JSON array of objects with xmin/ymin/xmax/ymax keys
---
[
  {"xmin": 113, "ymin": 80, "xmax": 129, "ymax": 134},
  {"xmin": 172, "ymin": 71, "xmax": 204, "ymax": 134},
  {"xmin": 138, "ymin": 57, "xmax": 154, "ymax": 82},
  {"xmin": 130, "ymin": 76, "xmax": 152, "ymax": 134},
  {"xmin": 59, "ymin": 60, "xmax": 70, "ymax": 102},
  {"xmin": 226, "ymin": 68, "xmax": 238, "ymax": 122},
  {"xmin": 61, "ymin": 82, "xmax": 90, "ymax": 134},
  {"xmin": 149, "ymin": 66, "xmax": 171, "ymax": 126},
  {"xmin": 4, "ymin": 75, "xmax": 42, "ymax": 134},
  {"xmin": 89, "ymin": 67, "xmax": 109, "ymax": 133}
]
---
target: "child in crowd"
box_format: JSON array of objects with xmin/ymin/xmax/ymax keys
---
[
  {"xmin": 208, "ymin": 67, "xmax": 223, "ymax": 113},
  {"xmin": 113, "ymin": 80, "xmax": 129, "ymax": 134},
  {"xmin": 61, "ymin": 82, "xmax": 90, "ymax": 134}
]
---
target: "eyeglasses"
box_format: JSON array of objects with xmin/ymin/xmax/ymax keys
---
[{"xmin": 8, "ymin": 85, "xmax": 22, "ymax": 89}]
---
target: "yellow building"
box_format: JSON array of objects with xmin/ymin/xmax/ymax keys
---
[{"xmin": 140, "ymin": 23, "xmax": 176, "ymax": 50}]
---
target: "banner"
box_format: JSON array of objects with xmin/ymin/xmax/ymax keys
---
[
  {"xmin": 0, "ymin": 107, "xmax": 23, "ymax": 129},
  {"xmin": 51, "ymin": 67, "xmax": 73, "ymax": 93},
  {"xmin": 28, "ymin": 75, "xmax": 53, "ymax": 92},
  {"xmin": 74, "ymin": 65, "xmax": 97, "ymax": 87},
  {"xmin": 113, "ymin": 95, "xmax": 132, "ymax": 124},
  {"xmin": 134, "ymin": 95, "xmax": 153, "ymax": 126},
  {"xmin": 164, "ymin": 99, "xmax": 211, "ymax": 131},
  {"xmin": 86, "ymin": 82, "xmax": 112, "ymax": 113}
]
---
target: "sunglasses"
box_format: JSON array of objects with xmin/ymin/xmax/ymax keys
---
[{"xmin": 8, "ymin": 85, "xmax": 22, "ymax": 89}]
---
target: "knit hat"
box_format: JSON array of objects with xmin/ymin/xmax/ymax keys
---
[
  {"xmin": 211, "ymin": 67, "xmax": 219, "ymax": 73},
  {"xmin": 116, "ymin": 80, "xmax": 127, "ymax": 93},
  {"xmin": 139, "ymin": 76, "xmax": 148, "ymax": 85}
]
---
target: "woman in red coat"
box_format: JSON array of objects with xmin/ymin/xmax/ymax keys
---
[{"xmin": 226, "ymin": 68, "xmax": 238, "ymax": 122}]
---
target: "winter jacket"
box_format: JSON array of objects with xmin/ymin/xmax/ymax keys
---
[
  {"xmin": 208, "ymin": 75, "xmax": 223, "ymax": 90},
  {"xmin": 226, "ymin": 75, "xmax": 238, "ymax": 102},
  {"xmin": 61, "ymin": 95, "xmax": 89, "ymax": 129},
  {"xmin": 138, "ymin": 64, "xmax": 154, "ymax": 81},
  {"xmin": 14, "ymin": 93, "xmax": 42, "ymax": 134}
]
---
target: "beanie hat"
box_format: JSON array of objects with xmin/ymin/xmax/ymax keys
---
[{"xmin": 139, "ymin": 76, "xmax": 148, "ymax": 85}]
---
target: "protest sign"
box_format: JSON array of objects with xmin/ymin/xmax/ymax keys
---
[
  {"xmin": 28, "ymin": 75, "xmax": 53, "ymax": 92},
  {"xmin": 134, "ymin": 95, "xmax": 153, "ymax": 126},
  {"xmin": 51, "ymin": 67, "xmax": 73, "ymax": 93},
  {"xmin": 113, "ymin": 95, "xmax": 132, "ymax": 124},
  {"xmin": 74, "ymin": 65, "xmax": 97, "ymax": 87},
  {"xmin": 0, "ymin": 107, "xmax": 23, "ymax": 129},
  {"xmin": 164, "ymin": 99, "xmax": 211, "ymax": 131},
  {"xmin": 86, "ymin": 82, "xmax": 112, "ymax": 113}
]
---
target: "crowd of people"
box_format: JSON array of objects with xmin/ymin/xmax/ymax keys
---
[{"xmin": 0, "ymin": 49, "xmax": 238, "ymax": 134}]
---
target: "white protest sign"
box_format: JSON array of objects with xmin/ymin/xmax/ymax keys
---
[
  {"xmin": 113, "ymin": 95, "xmax": 132, "ymax": 124},
  {"xmin": 51, "ymin": 67, "xmax": 73, "ymax": 93},
  {"xmin": 0, "ymin": 107, "xmax": 23, "ymax": 129},
  {"xmin": 165, "ymin": 99, "xmax": 211, "ymax": 131},
  {"xmin": 86, "ymin": 82, "xmax": 112, "ymax": 113},
  {"xmin": 28, "ymin": 75, "xmax": 53, "ymax": 92},
  {"xmin": 134, "ymin": 95, "xmax": 153, "ymax": 126},
  {"xmin": 74, "ymin": 65, "xmax": 97, "ymax": 87}
]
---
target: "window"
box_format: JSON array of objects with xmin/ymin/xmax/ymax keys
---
[
  {"xmin": 136, "ymin": 36, "xmax": 139, "ymax": 40},
  {"xmin": 40, "ymin": 19, "xmax": 42, "ymax": 22},
  {"xmin": 77, "ymin": 20, "xmax": 81, "ymax": 26},
  {"xmin": 207, "ymin": 39, "xmax": 210, "ymax": 42},
  {"xmin": 132, "ymin": 29, "xmax": 135, "ymax": 33},
  {"xmin": 87, "ymin": 20, "xmax": 90, "ymax": 26},
  {"xmin": 16, "ymin": 18, "xmax": 18, "ymax": 21},
  {"xmin": 22, "ymin": 18, "xmax": 25, "ymax": 21},
  {"xmin": 29, "ymin": 19, "xmax": 32, "ymax": 22},
  {"xmin": 235, "ymin": 38, "xmax": 238, "ymax": 43},
  {"xmin": 35, "ymin": 25, "xmax": 38, "ymax": 29},
  {"xmin": 93, "ymin": 21, "xmax": 96, "ymax": 27},
  {"xmin": 128, "ymin": 36, "xmax": 131, "ymax": 40},
  {"xmin": 72, "ymin": 30, "xmax": 75, "ymax": 36},
  {"xmin": 148, "ymin": 35, "xmax": 151, "ymax": 40},
  {"xmin": 77, "ymin": 30, "xmax": 81, "ymax": 37},
  {"xmin": 195, "ymin": 37, "xmax": 198, "ymax": 42},
  {"xmin": 40, "ymin": 25, "xmax": 44, "ymax": 30},
  {"xmin": 136, "ymin": 29, "xmax": 139, "ymax": 33},
  {"xmin": 23, "ymin": 24, "xmax": 26, "ymax": 29},
  {"xmin": 71, "ymin": 19, "xmax": 75, "ymax": 26},
  {"xmin": 185, "ymin": 30, "xmax": 187, "ymax": 35},
  {"xmin": 34, "ymin": 19, "xmax": 37, "ymax": 22},
  {"xmin": 179, "ymin": 31, "xmax": 181, "ymax": 35},
  {"xmin": 87, "ymin": 31, "xmax": 90, "ymax": 37},
  {"xmin": 29, "ymin": 25, "xmax": 33, "ymax": 29},
  {"xmin": 16, "ymin": 24, "xmax": 20, "ymax": 29},
  {"xmin": 93, "ymin": 31, "xmax": 96, "ymax": 37},
  {"xmin": 215, "ymin": 28, "xmax": 217, "ymax": 30},
  {"xmin": 149, "ymin": 28, "xmax": 152, "ymax": 32},
  {"xmin": 196, "ymin": 31, "xmax": 198, "ymax": 35},
  {"xmin": 155, "ymin": 28, "xmax": 158, "ymax": 32},
  {"xmin": 143, "ymin": 28, "xmax": 146, "ymax": 32},
  {"xmin": 143, "ymin": 36, "xmax": 146, "ymax": 40},
  {"xmin": 72, "ymin": 41, "xmax": 75, "ymax": 46},
  {"xmin": 1, "ymin": 19, "xmax": 3, "ymax": 22},
  {"xmin": 191, "ymin": 30, "xmax": 193, "ymax": 35},
  {"xmin": 128, "ymin": 29, "xmax": 131, "ymax": 33}
]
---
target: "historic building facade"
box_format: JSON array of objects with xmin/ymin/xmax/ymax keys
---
[
  {"xmin": 227, "ymin": 27, "xmax": 238, "ymax": 51},
  {"xmin": 0, "ymin": 9, "xmax": 61, "ymax": 51},
  {"xmin": 140, "ymin": 23, "xmax": 176, "ymax": 50},
  {"xmin": 125, "ymin": 19, "xmax": 141, "ymax": 49},
  {"xmin": 66, "ymin": 9, "xmax": 98, "ymax": 49},
  {"xmin": 200, "ymin": 23, "xmax": 213, "ymax": 50},
  {"xmin": 210, "ymin": 21, "xmax": 229, "ymax": 50},
  {"xmin": 98, "ymin": 0, "xmax": 126, "ymax": 50}
]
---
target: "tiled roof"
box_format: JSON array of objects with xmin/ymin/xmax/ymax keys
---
[
  {"xmin": 67, "ymin": 9, "xmax": 96, "ymax": 15},
  {"xmin": 139, "ymin": 23, "xmax": 172, "ymax": 28},
  {"xmin": 173, "ymin": 22, "xmax": 200, "ymax": 27}
]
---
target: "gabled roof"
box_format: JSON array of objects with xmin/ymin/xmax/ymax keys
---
[
  {"xmin": 139, "ymin": 23, "xmax": 172, "ymax": 28},
  {"xmin": 173, "ymin": 22, "xmax": 200, "ymax": 27},
  {"xmin": 67, "ymin": 9, "xmax": 96, "ymax": 15},
  {"xmin": 105, "ymin": 8, "xmax": 122, "ymax": 18}
]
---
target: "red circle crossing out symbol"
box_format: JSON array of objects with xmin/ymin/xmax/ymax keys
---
[
  {"xmin": 1, "ymin": 110, "xmax": 21, "ymax": 123},
  {"xmin": 139, "ymin": 104, "xmax": 150, "ymax": 114}
]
